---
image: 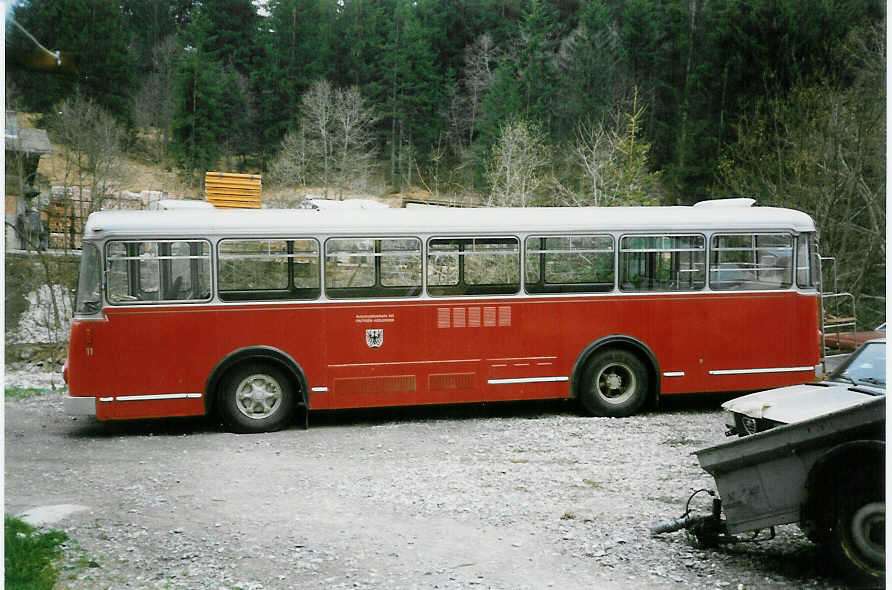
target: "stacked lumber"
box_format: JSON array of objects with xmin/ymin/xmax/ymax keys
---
[{"xmin": 205, "ymin": 172, "xmax": 261, "ymax": 209}]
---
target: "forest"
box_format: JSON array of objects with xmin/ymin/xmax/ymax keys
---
[{"xmin": 5, "ymin": 0, "xmax": 886, "ymax": 326}]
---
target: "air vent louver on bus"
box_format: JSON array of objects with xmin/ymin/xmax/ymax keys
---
[{"xmin": 334, "ymin": 375, "xmax": 416, "ymax": 395}]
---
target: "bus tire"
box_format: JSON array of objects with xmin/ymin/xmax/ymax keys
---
[
  {"xmin": 220, "ymin": 363, "xmax": 296, "ymax": 433},
  {"xmin": 579, "ymin": 349, "xmax": 649, "ymax": 417},
  {"xmin": 827, "ymin": 477, "xmax": 884, "ymax": 583}
]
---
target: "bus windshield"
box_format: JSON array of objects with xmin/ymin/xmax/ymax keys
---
[{"xmin": 75, "ymin": 241, "xmax": 102, "ymax": 314}]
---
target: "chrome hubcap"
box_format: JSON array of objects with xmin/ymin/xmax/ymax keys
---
[
  {"xmin": 235, "ymin": 374, "xmax": 282, "ymax": 420},
  {"xmin": 594, "ymin": 362, "xmax": 637, "ymax": 405}
]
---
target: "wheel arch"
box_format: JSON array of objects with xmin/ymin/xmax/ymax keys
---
[
  {"xmin": 801, "ymin": 439, "xmax": 885, "ymax": 527},
  {"xmin": 205, "ymin": 346, "xmax": 310, "ymax": 418},
  {"xmin": 571, "ymin": 335, "xmax": 661, "ymax": 407}
]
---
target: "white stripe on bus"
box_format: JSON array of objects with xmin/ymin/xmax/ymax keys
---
[
  {"xmin": 112, "ymin": 393, "xmax": 203, "ymax": 402},
  {"xmin": 708, "ymin": 366, "xmax": 814, "ymax": 376},
  {"xmin": 487, "ymin": 376, "xmax": 569, "ymax": 385}
]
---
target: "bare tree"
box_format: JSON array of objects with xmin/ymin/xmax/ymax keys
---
[
  {"xmin": 6, "ymin": 81, "xmax": 75, "ymax": 351},
  {"xmin": 331, "ymin": 85, "xmax": 378, "ymax": 199},
  {"xmin": 301, "ymin": 80, "xmax": 335, "ymax": 197},
  {"xmin": 267, "ymin": 127, "xmax": 309, "ymax": 188},
  {"xmin": 269, "ymin": 81, "xmax": 377, "ymax": 199},
  {"xmin": 566, "ymin": 90, "xmax": 661, "ymax": 207},
  {"xmin": 50, "ymin": 93, "xmax": 123, "ymax": 221},
  {"xmin": 461, "ymin": 34, "xmax": 498, "ymax": 147},
  {"xmin": 571, "ymin": 118, "xmax": 613, "ymax": 206},
  {"xmin": 486, "ymin": 119, "xmax": 550, "ymax": 207}
]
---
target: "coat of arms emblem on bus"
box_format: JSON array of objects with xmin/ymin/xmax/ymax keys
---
[{"xmin": 365, "ymin": 329, "xmax": 383, "ymax": 348}]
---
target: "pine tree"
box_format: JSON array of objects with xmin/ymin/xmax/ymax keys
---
[
  {"xmin": 171, "ymin": 52, "xmax": 226, "ymax": 177},
  {"xmin": 253, "ymin": 0, "xmax": 336, "ymax": 157},
  {"xmin": 191, "ymin": 0, "xmax": 259, "ymax": 77}
]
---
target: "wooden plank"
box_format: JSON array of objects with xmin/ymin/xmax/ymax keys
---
[{"xmin": 205, "ymin": 171, "xmax": 262, "ymax": 209}]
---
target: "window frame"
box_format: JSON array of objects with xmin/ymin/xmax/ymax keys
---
[
  {"xmin": 796, "ymin": 232, "xmax": 819, "ymax": 290},
  {"xmin": 618, "ymin": 233, "xmax": 706, "ymax": 293},
  {"xmin": 217, "ymin": 237, "xmax": 321, "ymax": 302},
  {"xmin": 426, "ymin": 236, "xmax": 521, "ymax": 297},
  {"xmin": 709, "ymin": 232, "xmax": 794, "ymax": 291},
  {"xmin": 75, "ymin": 241, "xmax": 103, "ymax": 314},
  {"xmin": 105, "ymin": 238, "xmax": 213, "ymax": 305},
  {"xmin": 324, "ymin": 236, "xmax": 423, "ymax": 299},
  {"xmin": 524, "ymin": 234, "xmax": 616, "ymax": 294}
]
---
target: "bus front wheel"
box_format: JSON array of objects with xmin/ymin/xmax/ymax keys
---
[
  {"xmin": 220, "ymin": 363, "xmax": 296, "ymax": 433},
  {"xmin": 579, "ymin": 349, "xmax": 649, "ymax": 417}
]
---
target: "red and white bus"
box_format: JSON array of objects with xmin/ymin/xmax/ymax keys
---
[{"xmin": 64, "ymin": 199, "xmax": 822, "ymax": 432}]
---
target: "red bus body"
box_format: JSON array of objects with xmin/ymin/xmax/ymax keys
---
[
  {"xmin": 64, "ymin": 203, "xmax": 821, "ymax": 425},
  {"xmin": 69, "ymin": 293, "xmax": 819, "ymax": 421}
]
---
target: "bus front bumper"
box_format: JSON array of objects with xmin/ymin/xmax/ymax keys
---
[{"xmin": 64, "ymin": 395, "xmax": 96, "ymax": 417}]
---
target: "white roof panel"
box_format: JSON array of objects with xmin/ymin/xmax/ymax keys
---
[{"xmin": 83, "ymin": 205, "xmax": 817, "ymax": 239}]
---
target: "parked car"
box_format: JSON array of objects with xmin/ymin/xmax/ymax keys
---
[
  {"xmin": 723, "ymin": 339, "xmax": 885, "ymax": 437},
  {"xmin": 823, "ymin": 321, "xmax": 886, "ymax": 351},
  {"xmin": 660, "ymin": 397, "xmax": 885, "ymax": 584}
]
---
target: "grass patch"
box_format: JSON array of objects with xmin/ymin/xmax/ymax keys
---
[
  {"xmin": 5, "ymin": 516, "xmax": 68, "ymax": 590},
  {"xmin": 4, "ymin": 387, "xmax": 58, "ymax": 400}
]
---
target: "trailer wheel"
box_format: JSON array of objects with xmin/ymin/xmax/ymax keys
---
[
  {"xmin": 221, "ymin": 363, "xmax": 295, "ymax": 433},
  {"xmin": 828, "ymin": 481, "xmax": 885, "ymax": 583},
  {"xmin": 579, "ymin": 349, "xmax": 649, "ymax": 417}
]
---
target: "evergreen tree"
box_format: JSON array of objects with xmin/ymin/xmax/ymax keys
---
[
  {"xmin": 171, "ymin": 52, "xmax": 226, "ymax": 176},
  {"xmin": 475, "ymin": 1, "xmax": 561, "ymax": 179},
  {"xmin": 393, "ymin": 2, "xmax": 446, "ymax": 157},
  {"xmin": 556, "ymin": 0, "xmax": 626, "ymax": 133},
  {"xmin": 516, "ymin": 0, "xmax": 560, "ymax": 130},
  {"xmin": 381, "ymin": 0, "xmax": 447, "ymax": 187},
  {"xmin": 253, "ymin": 0, "xmax": 336, "ymax": 157},
  {"xmin": 122, "ymin": 0, "xmax": 196, "ymax": 75},
  {"xmin": 191, "ymin": 0, "xmax": 259, "ymax": 76},
  {"xmin": 178, "ymin": 0, "xmax": 260, "ymax": 162}
]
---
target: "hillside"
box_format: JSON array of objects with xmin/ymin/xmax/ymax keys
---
[{"xmin": 28, "ymin": 116, "xmax": 432, "ymax": 210}]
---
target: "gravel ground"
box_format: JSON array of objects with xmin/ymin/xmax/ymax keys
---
[{"xmin": 5, "ymin": 364, "xmax": 854, "ymax": 590}]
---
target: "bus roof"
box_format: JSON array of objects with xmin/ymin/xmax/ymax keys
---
[{"xmin": 82, "ymin": 204, "xmax": 817, "ymax": 239}]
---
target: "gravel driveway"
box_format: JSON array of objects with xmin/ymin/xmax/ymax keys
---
[{"xmin": 5, "ymin": 382, "xmax": 849, "ymax": 589}]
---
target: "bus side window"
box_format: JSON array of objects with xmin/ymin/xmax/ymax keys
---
[
  {"xmin": 619, "ymin": 235, "xmax": 705, "ymax": 292},
  {"xmin": 710, "ymin": 233, "xmax": 793, "ymax": 291},
  {"xmin": 219, "ymin": 239, "xmax": 320, "ymax": 301},
  {"xmin": 325, "ymin": 237, "xmax": 422, "ymax": 299},
  {"xmin": 427, "ymin": 237, "xmax": 519, "ymax": 296},
  {"xmin": 525, "ymin": 235, "xmax": 614, "ymax": 294},
  {"xmin": 106, "ymin": 240, "xmax": 211, "ymax": 304},
  {"xmin": 106, "ymin": 242, "xmax": 137, "ymax": 302}
]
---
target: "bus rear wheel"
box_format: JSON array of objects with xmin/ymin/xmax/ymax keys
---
[
  {"xmin": 579, "ymin": 349, "xmax": 649, "ymax": 417},
  {"xmin": 221, "ymin": 363, "xmax": 296, "ymax": 433}
]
